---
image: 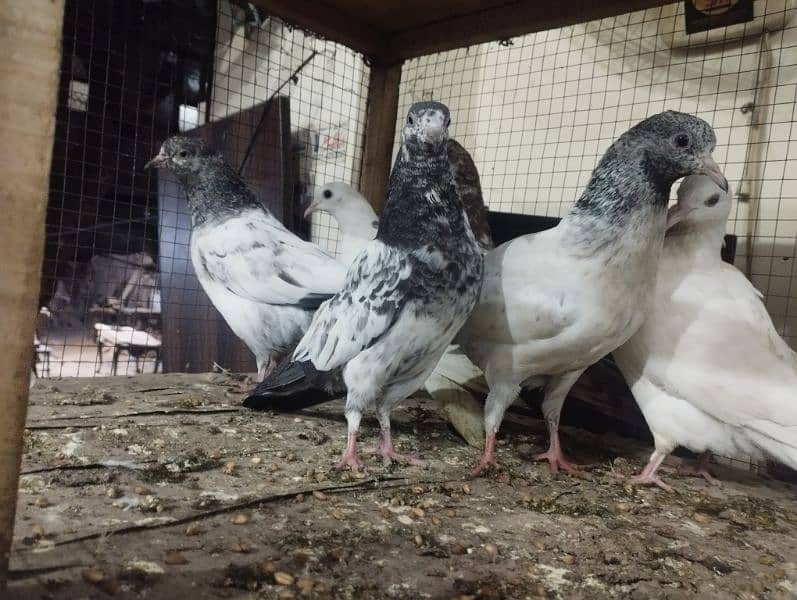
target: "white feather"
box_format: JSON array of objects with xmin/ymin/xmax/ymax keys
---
[{"xmin": 613, "ymin": 175, "xmax": 797, "ymax": 470}]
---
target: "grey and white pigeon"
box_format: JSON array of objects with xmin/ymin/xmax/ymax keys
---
[
  {"xmin": 145, "ymin": 137, "xmax": 347, "ymax": 380},
  {"xmin": 245, "ymin": 136, "xmax": 493, "ymax": 409},
  {"xmin": 304, "ymin": 182, "xmax": 378, "ymax": 266},
  {"xmin": 284, "ymin": 101, "xmax": 483, "ymax": 470},
  {"xmin": 458, "ymin": 110, "xmax": 728, "ymax": 476},
  {"xmin": 612, "ymin": 174, "xmax": 797, "ymax": 490}
]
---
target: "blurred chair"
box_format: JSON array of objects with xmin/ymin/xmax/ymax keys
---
[{"xmin": 94, "ymin": 323, "xmax": 161, "ymax": 375}]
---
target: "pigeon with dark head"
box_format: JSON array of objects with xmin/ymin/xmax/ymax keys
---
[
  {"xmin": 279, "ymin": 101, "xmax": 483, "ymax": 470},
  {"xmin": 246, "ymin": 136, "xmax": 493, "ymax": 410},
  {"xmin": 459, "ymin": 110, "xmax": 727, "ymax": 476},
  {"xmin": 145, "ymin": 136, "xmax": 347, "ymax": 380}
]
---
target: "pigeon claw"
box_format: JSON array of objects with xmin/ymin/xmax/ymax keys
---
[
  {"xmin": 365, "ymin": 446, "xmax": 428, "ymax": 468},
  {"xmin": 628, "ymin": 472, "xmax": 674, "ymax": 493},
  {"xmin": 533, "ymin": 450, "xmax": 590, "ymax": 479},
  {"xmin": 471, "ymin": 453, "xmax": 500, "ymax": 478},
  {"xmin": 335, "ymin": 451, "xmax": 365, "ymax": 473}
]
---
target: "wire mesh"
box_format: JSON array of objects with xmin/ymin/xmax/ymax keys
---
[
  {"xmin": 39, "ymin": 0, "xmax": 369, "ymax": 378},
  {"xmin": 399, "ymin": 0, "xmax": 797, "ymax": 352},
  {"xmin": 397, "ymin": 0, "xmax": 797, "ymax": 473}
]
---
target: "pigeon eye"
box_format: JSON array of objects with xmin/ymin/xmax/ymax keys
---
[
  {"xmin": 674, "ymin": 133, "xmax": 690, "ymax": 148},
  {"xmin": 407, "ymin": 115, "xmax": 415, "ymax": 125},
  {"xmin": 323, "ymin": 189, "xmax": 333, "ymax": 199},
  {"xmin": 704, "ymin": 193, "xmax": 720, "ymax": 207},
  {"xmin": 179, "ymin": 150, "xmax": 189, "ymax": 158}
]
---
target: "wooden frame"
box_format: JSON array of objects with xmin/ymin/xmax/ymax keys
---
[{"xmin": 0, "ymin": 0, "xmax": 65, "ymax": 587}]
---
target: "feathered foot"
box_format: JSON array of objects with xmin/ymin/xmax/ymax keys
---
[
  {"xmin": 365, "ymin": 429, "xmax": 427, "ymax": 468},
  {"xmin": 336, "ymin": 433, "xmax": 364, "ymax": 472},
  {"xmin": 471, "ymin": 433, "xmax": 500, "ymax": 477},
  {"xmin": 628, "ymin": 450, "xmax": 673, "ymax": 492},
  {"xmin": 533, "ymin": 422, "xmax": 590, "ymax": 478}
]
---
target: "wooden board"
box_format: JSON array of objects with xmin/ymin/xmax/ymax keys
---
[
  {"xmin": 250, "ymin": 0, "xmax": 678, "ymax": 63},
  {"xmin": 157, "ymin": 97, "xmax": 292, "ymax": 374}
]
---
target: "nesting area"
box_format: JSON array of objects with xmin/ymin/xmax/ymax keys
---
[{"xmin": 8, "ymin": 374, "xmax": 797, "ymax": 598}]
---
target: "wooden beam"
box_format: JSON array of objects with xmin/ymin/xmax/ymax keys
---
[
  {"xmin": 250, "ymin": 0, "xmax": 388, "ymax": 61},
  {"xmin": 0, "ymin": 0, "xmax": 64, "ymax": 588},
  {"xmin": 359, "ymin": 62, "xmax": 402, "ymax": 214},
  {"xmin": 386, "ymin": 0, "xmax": 676, "ymax": 62}
]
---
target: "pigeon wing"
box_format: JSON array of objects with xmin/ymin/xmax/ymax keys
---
[
  {"xmin": 293, "ymin": 241, "xmax": 410, "ymax": 371},
  {"xmin": 196, "ymin": 211, "xmax": 347, "ymax": 307}
]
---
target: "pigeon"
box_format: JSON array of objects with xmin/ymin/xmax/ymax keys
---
[
  {"xmin": 612, "ymin": 174, "xmax": 797, "ymax": 490},
  {"xmin": 282, "ymin": 101, "xmax": 483, "ymax": 470},
  {"xmin": 304, "ymin": 182, "xmax": 378, "ymax": 266},
  {"xmin": 458, "ymin": 110, "xmax": 729, "ymax": 476},
  {"xmin": 144, "ymin": 137, "xmax": 347, "ymax": 380},
  {"xmin": 245, "ymin": 136, "xmax": 493, "ymax": 408}
]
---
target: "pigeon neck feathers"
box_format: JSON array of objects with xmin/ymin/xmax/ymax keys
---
[
  {"xmin": 378, "ymin": 149, "xmax": 470, "ymax": 251},
  {"xmin": 571, "ymin": 142, "xmax": 670, "ymax": 228},
  {"xmin": 177, "ymin": 156, "xmax": 263, "ymax": 227},
  {"xmin": 665, "ymin": 215, "xmax": 727, "ymax": 264}
]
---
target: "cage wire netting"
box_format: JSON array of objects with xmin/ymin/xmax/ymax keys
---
[
  {"xmin": 399, "ymin": 0, "xmax": 797, "ymax": 353},
  {"xmin": 40, "ymin": 0, "xmax": 368, "ymax": 378},
  {"xmin": 397, "ymin": 0, "xmax": 797, "ymax": 472},
  {"xmin": 34, "ymin": 0, "xmax": 797, "ymax": 473}
]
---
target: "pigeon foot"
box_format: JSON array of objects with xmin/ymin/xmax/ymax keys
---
[
  {"xmin": 628, "ymin": 471, "xmax": 674, "ymax": 492},
  {"xmin": 533, "ymin": 448, "xmax": 590, "ymax": 479},
  {"xmin": 675, "ymin": 452, "xmax": 721, "ymax": 486},
  {"xmin": 335, "ymin": 433, "xmax": 364, "ymax": 472},
  {"xmin": 471, "ymin": 433, "xmax": 500, "ymax": 477},
  {"xmin": 365, "ymin": 431, "xmax": 427, "ymax": 468}
]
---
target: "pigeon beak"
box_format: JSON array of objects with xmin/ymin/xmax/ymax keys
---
[
  {"xmin": 144, "ymin": 151, "xmax": 169, "ymax": 170},
  {"xmin": 699, "ymin": 155, "xmax": 728, "ymax": 193},
  {"xmin": 303, "ymin": 202, "xmax": 320, "ymax": 220}
]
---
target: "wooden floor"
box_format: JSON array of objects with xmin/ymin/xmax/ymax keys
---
[{"xmin": 9, "ymin": 373, "xmax": 797, "ymax": 599}]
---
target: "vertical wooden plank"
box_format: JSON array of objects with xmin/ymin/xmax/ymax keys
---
[
  {"xmin": 359, "ymin": 62, "xmax": 402, "ymax": 214},
  {"xmin": 0, "ymin": 0, "xmax": 65, "ymax": 588}
]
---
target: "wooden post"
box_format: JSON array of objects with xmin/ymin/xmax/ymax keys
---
[
  {"xmin": 359, "ymin": 62, "xmax": 402, "ymax": 213},
  {"xmin": 0, "ymin": 0, "xmax": 64, "ymax": 588}
]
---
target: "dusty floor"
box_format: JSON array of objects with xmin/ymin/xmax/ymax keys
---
[{"xmin": 8, "ymin": 373, "xmax": 797, "ymax": 599}]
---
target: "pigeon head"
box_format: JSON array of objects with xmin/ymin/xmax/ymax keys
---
[
  {"xmin": 631, "ymin": 111, "xmax": 728, "ymax": 193},
  {"xmin": 144, "ymin": 136, "xmax": 213, "ymax": 177},
  {"xmin": 401, "ymin": 101, "xmax": 450, "ymax": 154},
  {"xmin": 304, "ymin": 182, "xmax": 373, "ymax": 221},
  {"xmin": 667, "ymin": 174, "xmax": 732, "ymax": 229}
]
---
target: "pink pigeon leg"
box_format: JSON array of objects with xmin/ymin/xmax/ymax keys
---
[
  {"xmin": 336, "ymin": 432, "xmax": 364, "ymax": 472},
  {"xmin": 628, "ymin": 450, "xmax": 673, "ymax": 492},
  {"xmin": 336, "ymin": 409, "xmax": 364, "ymax": 472},
  {"xmin": 471, "ymin": 432, "xmax": 499, "ymax": 477},
  {"xmin": 533, "ymin": 420, "xmax": 590, "ymax": 478}
]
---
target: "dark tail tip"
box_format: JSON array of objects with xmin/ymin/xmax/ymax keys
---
[{"xmin": 242, "ymin": 360, "xmax": 334, "ymax": 411}]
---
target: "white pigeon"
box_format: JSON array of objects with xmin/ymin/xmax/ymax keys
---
[
  {"xmin": 612, "ymin": 174, "xmax": 797, "ymax": 490},
  {"xmin": 290, "ymin": 101, "xmax": 483, "ymax": 471},
  {"xmin": 458, "ymin": 111, "xmax": 729, "ymax": 477},
  {"xmin": 304, "ymin": 182, "xmax": 378, "ymax": 266},
  {"xmin": 145, "ymin": 137, "xmax": 348, "ymax": 380}
]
